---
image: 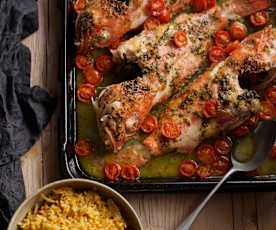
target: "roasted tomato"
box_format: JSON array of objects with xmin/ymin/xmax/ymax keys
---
[
  {"xmin": 174, "ymin": 31, "xmax": 188, "ymax": 48},
  {"xmin": 196, "ymin": 144, "xmax": 216, "ymax": 165},
  {"xmin": 149, "ymin": 0, "xmax": 165, "ymax": 16},
  {"xmin": 196, "ymin": 166, "xmax": 212, "ymax": 178},
  {"xmin": 214, "ymin": 137, "xmax": 232, "ymax": 156},
  {"xmin": 229, "ymin": 23, "xmax": 247, "ymax": 41},
  {"xmin": 125, "ymin": 112, "xmax": 142, "ymax": 134},
  {"xmin": 264, "ymin": 87, "xmax": 276, "ymax": 105},
  {"xmin": 95, "ymin": 55, "xmax": 114, "ymax": 73},
  {"xmin": 214, "ymin": 30, "xmax": 231, "ymax": 48},
  {"xmin": 109, "ymin": 37, "xmax": 126, "ymax": 50},
  {"xmin": 191, "ymin": 0, "xmax": 207, "ymax": 13},
  {"xmin": 208, "ymin": 46, "xmax": 226, "ymax": 63},
  {"xmin": 121, "ymin": 164, "xmax": 140, "ymax": 180},
  {"xmin": 75, "ymin": 55, "xmax": 91, "ymax": 70},
  {"xmin": 250, "ymin": 11, "xmax": 269, "ymax": 27},
  {"xmin": 75, "ymin": 139, "xmax": 93, "ymax": 157},
  {"xmin": 232, "ymin": 125, "xmax": 249, "ymax": 137},
  {"xmin": 224, "ymin": 40, "xmax": 240, "ymax": 54},
  {"xmin": 77, "ymin": 83, "xmax": 95, "ymax": 103},
  {"xmin": 83, "ymin": 68, "xmax": 103, "ymax": 86},
  {"xmin": 212, "ymin": 156, "xmax": 230, "ymax": 175},
  {"xmin": 207, "ymin": 0, "xmax": 216, "ymax": 8},
  {"xmin": 270, "ymin": 143, "xmax": 276, "ymax": 159},
  {"xmin": 259, "ymin": 101, "xmax": 276, "ymax": 120},
  {"xmin": 104, "ymin": 163, "xmax": 121, "ymax": 180},
  {"xmin": 179, "ymin": 160, "xmax": 198, "ymax": 178},
  {"xmin": 141, "ymin": 115, "xmax": 158, "ymax": 133},
  {"xmin": 158, "ymin": 9, "xmax": 170, "ymax": 23},
  {"xmin": 161, "ymin": 120, "xmax": 181, "ymax": 139},
  {"xmin": 245, "ymin": 113, "xmax": 260, "ymax": 126},
  {"xmin": 73, "ymin": 0, "xmax": 86, "ymax": 12},
  {"xmin": 144, "ymin": 16, "xmax": 161, "ymax": 30},
  {"xmin": 203, "ymin": 100, "xmax": 218, "ymax": 118},
  {"xmin": 244, "ymin": 168, "xmax": 259, "ymax": 177}
]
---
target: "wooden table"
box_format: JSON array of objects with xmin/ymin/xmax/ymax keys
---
[{"xmin": 20, "ymin": 1, "xmax": 276, "ymax": 229}]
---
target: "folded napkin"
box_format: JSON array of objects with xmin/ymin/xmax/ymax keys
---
[{"xmin": 0, "ymin": 0, "xmax": 57, "ymax": 229}]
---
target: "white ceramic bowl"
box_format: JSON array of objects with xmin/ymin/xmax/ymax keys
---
[{"xmin": 8, "ymin": 178, "xmax": 143, "ymax": 230}]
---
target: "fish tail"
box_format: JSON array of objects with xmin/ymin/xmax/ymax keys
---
[{"xmin": 231, "ymin": 0, "xmax": 271, "ymax": 17}]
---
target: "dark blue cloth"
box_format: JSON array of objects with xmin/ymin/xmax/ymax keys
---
[{"xmin": 0, "ymin": 0, "xmax": 57, "ymax": 229}]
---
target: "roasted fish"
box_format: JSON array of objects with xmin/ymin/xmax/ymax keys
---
[{"xmin": 94, "ymin": 0, "xmax": 271, "ymax": 152}]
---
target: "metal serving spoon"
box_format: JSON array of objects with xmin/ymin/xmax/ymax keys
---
[{"xmin": 176, "ymin": 120, "xmax": 276, "ymax": 230}]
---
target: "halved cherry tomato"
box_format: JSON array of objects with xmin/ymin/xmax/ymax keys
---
[
  {"xmin": 104, "ymin": 163, "xmax": 121, "ymax": 180},
  {"xmin": 174, "ymin": 31, "xmax": 188, "ymax": 48},
  {"xmin": 108, "ymin": 37, "xmax": 126, "ymax": 50},
  {"xmin": 203, "ymin": 100, "xmax": 218, "ymax": 118},
  {"xmin": 196, "ymin": 166, "xmax": 212, "ymax": 178},
  {"xmin": 214, "ymin": 137, "xmax": 232, "ymax": 156},
  {"xmin": 207, "ymin": 0, "xmax": 216, "ymax": 8},
  {"xmin": 121, "ymin": 164, "xmax": 140, "ymax": 180},
  {"xmin": 75, "ymin": 55, "xmax": 90, "ymax": 70},
  {"xmin": 208, "ymin": 46, "xmax": 226, "ymax": 63},
  {"xmin": 75, "ymin": 139, "xmax": 92, "ymax": 157},
  {"xmin": 161, "ymin": 120, "xmax": 181, "ymax": 139},
  {"xmin": 158, "ymin": 9, "xmax": 170, "ymax": 23},
  {"xmin": 196, "ymin": 144, "xmax": 216, "ymax": 165},
  {"xmin": 214, "ymin": 30, "xmax": 231, "ymax": 48},
  {"xmin": 179, "ymin": 160, "xmax": 198, "ymax": 178},
  {"xmin": 246, "ymin": 113, "xmax": 260, "ymax": 126},
  {"xmin": 144, "ymin": 16, "xmax": 161, "ymax": 30},
  {"xmin": 149, "ymin": 0, "xmax": 165, "ymax": 16},
  {"xmin": 73, "ymin": 0, "xmax": 86, "ymax": 12},
  {"xmin": 229, "ymin": 23, "xmax": 247, "ymax": 41},
  {"xmin": 264, "ymin": 87, "xmax": 276, "ymax": 105},
  {"xmin": 141, "ymin": 115, "xmax": 158, "ymax": 133},
  {"xmin": 95, "ymin": 55, "xmax": 114, "ymax": 73},
  {"xmin": 83, "ymin": 68, "xmax": 103, "ymax": 86},
  {"xmin": 224, "ymin": 40, "xmax": 240, "ymax": 54},
  {"xmin": 232, "ymin": 125, "xmax": 249, "ymax": 137},
  {"xmin": 191, "ymin": 0, "xmax": 207, "ymax": 13},
  {"xmin": 250, "ymin": 11, "xmax": 269, "ymax": 27},
  {"xmin": 125, "ymin": 112, "xmax": 142, "ymax": 134},
  {"xmin": 244, "ymin": 168, "xmax": 259, "ymax": 177},
  {"xmin": 212, "ymin": 156, "xmax": 229, "ymax": 175},
  {"xmin": 270, "ymin": 143, "xmax": 276, "ymax": 159},
  {"xmin": 259, "ymin": 101, "xmax": 276, "ymax": 120},
  {"xmin": 77, "ymin": 83, "xmax": 95, "ymax": 103}
]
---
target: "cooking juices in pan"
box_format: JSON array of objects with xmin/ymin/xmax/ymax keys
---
[{"xmin": 73, "ymin": 0, "xmax": 276, "ymax": 180}]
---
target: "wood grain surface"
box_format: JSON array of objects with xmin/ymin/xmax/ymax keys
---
[{"xmin": 20, "ymin": 1, "xmax": 276, "ymax": 229}]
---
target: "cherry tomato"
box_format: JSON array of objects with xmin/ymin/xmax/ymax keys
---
[
  {"xmin": 245, "ymin": 113, "xmax": 260, "ymax": 126},
  {"xmin": 141, "ymin": 115, "xmax": 158, "ymax": 133},
  {"xmin": 208, "ymin": 46, "xmax": 226, "ymax": 63},
  {"xmin": 121, "ymin": 164, "xmax": 140, "ymax": 180},
  {"xmin": 232, "ymin": 125, "xmax": 249, "ymax": 137},
  {"xmin": 207, "ymin": 0, "xmax": 216, "ymax": 8},
  {"xmin": 77, "ymin": 83, "xmax": 95, "ymax": 103},
  {"xmin": 161, "ymin": 120, "xmax": 181, "ymax": 139},
  {"xmin": 174, "ymin": 31, "xmax": 188, "ymax": 48},
  {"xmin": 75, "ymin": 139, "xmax": 93, "ymax": 157},
  {"xmin": 75, "ymin": 55, "xmax": 90, "ymax": 70},
  {"xmin": 179, "ymin": 160, "xmax": 198, "ymax": 178},
  {"xmin": 95, "ymin": 55, "xmax": 114, "ymax": 73},
  {"xmin": 149, "ymin": 0, "xmax": 165, "ymax": 16},
  {"xmin": 259, "ymin": 101, "xmax": 276, "ymax": 120},
  {"xmin": 144, "ymin": 16, "xmax": 161, "ymax": 30},
  {"xmin": 244, "ymin": 169, "xmax": 259, "ymax": 177},
  {"xmin": 229, "ymin": 23, "xmax": 247, "ymax": 41},
  {"xmin": 250, "ymin": 11, "xmax": 269, "ymax": 27},
  {"xmin": 212, "ymin": 156, "xmax": 230, "ymax": 175},
  {"xmin": 191, "ymin": 0, "xmax": 207, "ymax": 13},
  {"xmin": 214, "ymin": 30, "xmax": 231, "ymax": 48},
  {"xmin": 83, "ymin": 68, "xmax": 103, "ymax": 86},
  {"xmin": 202, "ymin": 100, "xmax": 218, "ymax": 118},
  {"xmin": 158, "ymin": 9, "xmax": 170, "ymax": 23},
  {"xmin": 264, "ymin": 87, "xmax": 276, "ymax": 105},
  {"xmin": 125, "ymin": 112, "xmax": 142, "ymax": 134},
  {"xmin": 73, "ymin": 0, "xmax": 86, "ymax": 12},
  {"xmin": 224, "ymin": 40, "xmax": 240, "ymax": 54},
  {"xmin": 104, "ymin": 163, "xmax": 121, "ymax": 180},
  {"xmin": 270, "ymin": 143, "xmax": 276, "ymax": 159},
  {"xmin": 214, "ymin": 137, "xmax": 232, "ymax": 156},
  {"xmin": 196, "ymin": 144, "xmax": 216, "ymax": 165},
  {"xmin": 109, "ymin": 37, "xmax": 126, "ymax": 50},
  {"xmin": 196, "ymin": 166, "xmax": 212, "ymax": 178}
]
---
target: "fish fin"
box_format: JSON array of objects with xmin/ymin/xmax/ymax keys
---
[{"xmin": 232, "ymin": 0, "xmax": 271, "ymax": 17}]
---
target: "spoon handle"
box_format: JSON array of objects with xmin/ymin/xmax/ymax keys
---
[{"xmin": 176, "ymin": 167, "xmax": 237, "ymax": 230}]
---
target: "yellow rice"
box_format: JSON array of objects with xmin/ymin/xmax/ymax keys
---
[{"xmin": 18, "ymin": 187, "xmax": 127, "ymax": 230}]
